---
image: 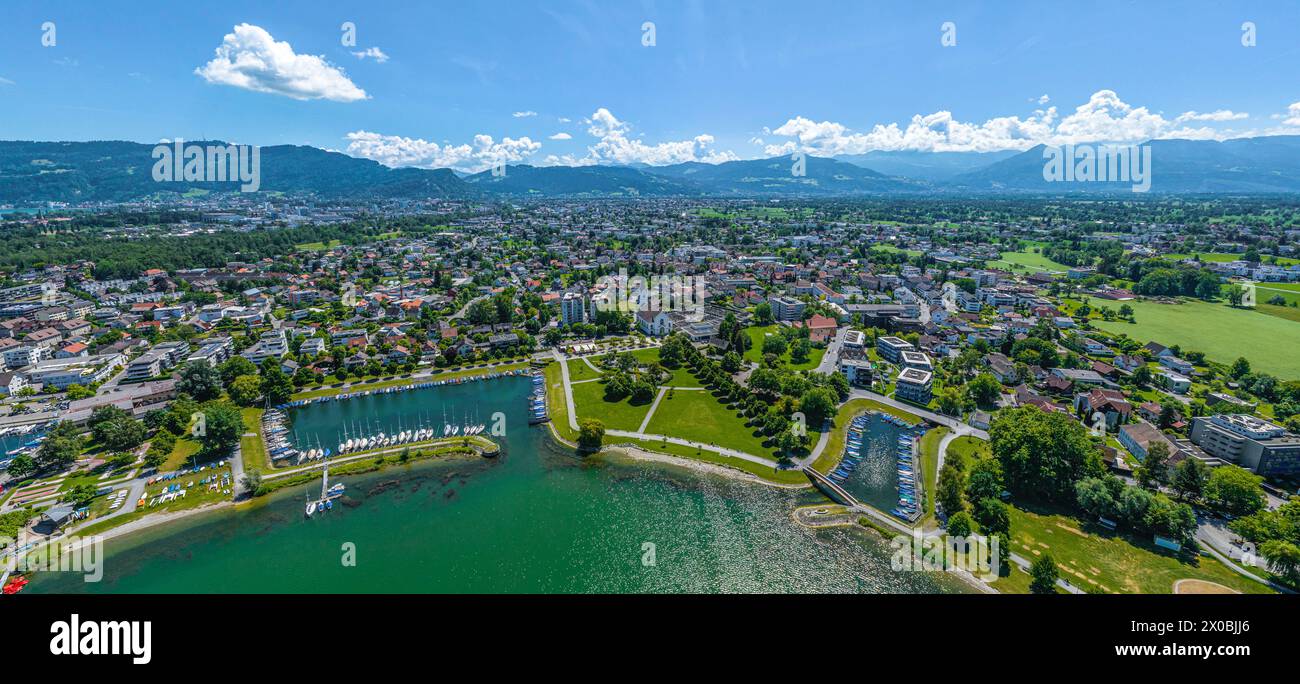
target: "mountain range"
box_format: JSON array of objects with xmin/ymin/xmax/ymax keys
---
[{"xmin": 6, "ymin": 136, "xmax": 1300, "ymax": 203}]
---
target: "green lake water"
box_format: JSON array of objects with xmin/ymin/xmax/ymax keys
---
[{"xmin": 29, "ymin": 377, "xmax": 972, "ymax": 594}]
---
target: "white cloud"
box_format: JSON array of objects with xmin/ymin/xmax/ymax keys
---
[
  {"xmin": 548, "ymin": 132, "xmax": 572, "ymax": 140},
  {"xmin": 558, "ymin": 117, "xmax": 572, "ymax": 123},
  {"xmin": 1036, "ymin": 94, "xmax": 1050, "ymax": 105},
  {"xmin": 1281, "ymin": 102, "xmax": 1300, "ymax": 127},
  {"xmin": 351, "ymin": 47, "xmax": 389, "ymax": 63},
  {"xmin": 546, "ymin": 107, "xmax": 737, "ymax": 166},
  {"xmin": 345, "ymin": 130, "xmax": 541, "ymax": 173},
  {"xmin": 1176, "ymin": 109, "xmax": 1247, "ymax": 123},
  {"xmin": 764, "ymin": 89, "xmax": 1255, "ymax": 156},
  {"xmin": 513, "ymin": 110, "xmax": 538, "ymax": 118},
  {"xmin": 195, "ymin": 23, "xmax": 368, "ymax": 102},
  {"xmin": 0, "ymin": 76, "xmax": 14, "ymax": 86}
]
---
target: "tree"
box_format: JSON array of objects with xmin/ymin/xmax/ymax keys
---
[
  {"xmin": 789, "ymin": 338, "xmax": 811, "ymax": 364},
  {"xmin": 1225, "ymin": 284, "xmax": 1245, "ymax": 308},
  {"xmin": 1075, "ymin": 476, "xmax": 1120, "ymax": 520},
  {"xmin": 1204, "ymin": 465, "xmax": 1266, "ymax": 517},
  {"xmin": 1132, "ymin": 364, "xmax": 1153, "ymax": 387},
  {"xmin": 937, "ymin": 387, "xmax": 968, "ymax": 415},
  {"xmin": 1171, "ymin": 457, "xmax": 1210, "ymax": 502},
  {"xmin": 798, "ymin": 387, "xmax": 837, "ymax": 426},
  {"xmin": 242, "ymin": 469, "xmax": 263, "ymax": 495},
  {"xmin": 65, "ymin": 384, "xmax": 94, "ymax": 400},
  {"xmin": 937, "ymin": 463, "xmax": 967, "ymax": 515},
  {"xmin": 92, "ymin": 415, "xmax": 146, "ymax": 452},
  {"xmin": 966, "ymin": 373, "xmax": 1002, "ymax": 406},
  {"xmin": 1135, "ymin": 441, "xmax": 1171, "ymax": 490},
  {"xmin": 754, "ymin": 302, "xmax": 773, "ymax": 324},
  {"xmin": 218, "ymin": 356, "xmax": 258, "ymax": 387},
  {"xmin": 1029, "ymin": 554, "xmax": 1060, "ymax": 594},
  {"xmin": 178, "ymin": 360, "xmax": 222, "ymax": 401},
  {"xmin": 973, "ymin": 497, "xmax": 1011, "ymax": 537},
  {"xmin": 65, "ymin": 483, "xmax": 100, "ymax": 507},
  {"xmin": 577, "ymin": 419, "xmax": 605, "ymax": 451},
  {"xmin": 259, "ymin": 362, "xmax": 294, "ymax": 407},
  {"xmin": 228, "ymin": 374, "xmax": 263, "ymax": 406},
  {"xmin": 966, "ymin": 457, "xmax": 1004, "ymax": 503},
  {"xmin": 828, "ymin": 371, "xmax": 850, "ymax": 401},
  {"xmin": 1260, "ymin": 540, "xmax": 1300, "ymax": 584},
  {"xmin": 762, "ymin": 334, "xmax": 788, "ymax": 357},
  {"xmin": 990, "ymin": 406, "xmax": 1104, "ymax": 502},
  {"xmin": 946, "ymin": 511, "xmax": 974, "ymax": 539},
  {"xmin": 1230, "ymin": 357, "xmax": 1252, "ymax": 380},
  {"xmin": 196, "ymin": 401, "xmax": 243, "ymax": 458},
  {"xmin": 37, "ymin": 422, "xmax": 83, "ymax": 472},
  {"xmin": 6, "ymin": 453, "xmax": 36, "ymax": 479}
]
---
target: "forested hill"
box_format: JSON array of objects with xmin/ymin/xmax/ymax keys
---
[{"xmin": 0, "ymin": 141, "xmax": 473, "ymax": 203}]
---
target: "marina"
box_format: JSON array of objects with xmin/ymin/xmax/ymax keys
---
[
  {"xmin": 828, "ymin": 412, "xmax": 926, "ymax": 522},
  {"xmin": 264, "ymin": 370, "xmax": 540, "ymax": 465}
]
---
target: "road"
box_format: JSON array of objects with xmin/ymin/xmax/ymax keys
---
[{"xmin": 814, "ymin": 327, "xmax": 847, "ymax": 375}]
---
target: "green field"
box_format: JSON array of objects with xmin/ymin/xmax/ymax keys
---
[
  {"xmin": 571, "ymin": 379, "xmax": 654, "ymax": 431},
  {"xmin": 1164, "ymin": 252, "xmax": 1299, "ymax": 266},
  {"xmin": 989, "ymin": 249, "xmax": 1072, "ymax": 273},
  {"xmin": 564, "ymin": 357, "xmax": 604, "ymax": 382},
  {"xmin": 1004, "ymin": 505, "xmax": 1272, "ymax": 594},
  {"xmin": 643, "ymin": 388, "xmax": 773, "ymax": 457},
  {"xmin": 1091, "ymin": 298, "xmax": 1300, "ymax": 378}
]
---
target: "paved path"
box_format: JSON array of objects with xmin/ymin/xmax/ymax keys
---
[
  {"xmin": 796, "ymin": 425, "xmax": 832, "ymax": 468},
  {"xmin": 637, "ymin": 388, "xmax": 668, "ymax": 434}
]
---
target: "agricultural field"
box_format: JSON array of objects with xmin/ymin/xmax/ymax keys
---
[
  {"xmin": 988, "ymin": 249, "xmax": 1072, "ymax": 273},
  {"xmin": 1091, "ymin": 298, "xmax": 1300, "ymax": 378}
]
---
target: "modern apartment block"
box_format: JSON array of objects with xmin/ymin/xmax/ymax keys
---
[
  {"xmin": 895, "ymin": 367, "xmax": 933, "ymax": 404},
  {"xmin": 560, "ymin": 292, "xmax": 586, "ymax": 326},
  {"xmin": 1190, "ymin": 414, "xmax": 1300, "ymax": 476},
  {"xmin": 876, "ymin": 335, "xmax": 914, "ymax": 364},
  {"xmin": 768, "ymin": 296, "xmax": 805, "ymax": 321}
]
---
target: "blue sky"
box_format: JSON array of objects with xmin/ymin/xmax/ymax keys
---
[{"xmin": 2, "ymin": 1, "xmax": 1299, "ymax": 171}]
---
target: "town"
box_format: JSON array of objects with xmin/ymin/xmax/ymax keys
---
[{"xmin": 1, "ymin": 195, "xmax": 1298, "ymax": 596}]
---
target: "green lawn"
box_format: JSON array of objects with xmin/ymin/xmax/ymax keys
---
[
  {"xmin": 570, "ymin": 378, "xmax": 654, "ymax": 431},
  {"xmin": 1091, "ymin": 298, "xmax": 1300, "ymax": 378},
  {"xmin": 989, "ymin": 249, "xmax": 1072, "ymax": 273},
  {"xmin": 162, "ymin": 438, "xmax": 201, "ymax": 471},
  {"xmin": 1164, "ymin": 252, "xmax": 1299, "ymax": 266},
  {"xmin": 1005, "ymin": 504, "xmax": 1274, "ymax": 594},
  {"xmin": 918, "ymin": 427, "xmax": 949, "ymax": 524},
  {"xmin": 662, "ymin": 365, "xmax": 704, "ymax": 388},
  {"xmin": 643, "ymin": 388, "xmax": 772, "ymax": 457},
  {"xmin": 240, "ymin": 407, "xmax": 267, "ymax": 472},
  {"xmin": 565, "ymin": 358, "xmax": 604, "ymax": 382},
  {"xmin": 947, "ymin": 435, "xmax": 991, "ymax": 462},
  {"xmin": 742, "ymin": 325, "xmax": 825, "ymax": 371}
]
